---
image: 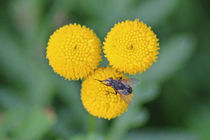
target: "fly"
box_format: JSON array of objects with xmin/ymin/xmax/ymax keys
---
[{"xmin": 95, "ymin": 77, "xmax": 139, "ymax": 104}]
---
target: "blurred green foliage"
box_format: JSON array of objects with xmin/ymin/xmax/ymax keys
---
[{"xmin": 0, "ymin": 0, "xmax": 209, "ymax": 140}]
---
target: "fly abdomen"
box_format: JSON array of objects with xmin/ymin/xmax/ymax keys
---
[{"xmin": 120, "ymin": 87, "xmax": 132, "ymax": 95}]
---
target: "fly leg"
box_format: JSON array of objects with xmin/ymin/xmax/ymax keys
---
[
  {"xmin": 119, "ymin": 77, "xmax": 122, "ymax": 82},
  {"xmin": 116, "ymin": 77, "xmax": 122, "ymax": 81},
  {"xmin": 105, "ymin": 90, "xmax": 118, "ymax": 95},
  {"xmin": 114, "ymin": 89, "xmax": 118, "ymax": 94},
  {"xmin": 105, "ymin": 91, "xmax": 115, "ymax": 95}
]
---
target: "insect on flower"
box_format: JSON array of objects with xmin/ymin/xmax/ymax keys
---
[{"xmin": 95, "ymin": 77, "xmax": 140, "ymax": 104}]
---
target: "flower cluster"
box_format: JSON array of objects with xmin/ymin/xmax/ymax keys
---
[{"xmin": 46, "ymin": 19, "xmax": 159, "ymax": 119}]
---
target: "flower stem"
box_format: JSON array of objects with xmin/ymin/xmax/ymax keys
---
[{"xmin": 88, "ymin": 115, "xmax": 96, "ymax": 133}]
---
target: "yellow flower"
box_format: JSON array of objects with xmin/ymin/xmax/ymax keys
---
[
  {"xmin": 81, "ymin": 67, "xmax": 133, "ymax": 120},
  {"xmin": 46, "ymin": 24, "xmax": 101, "ymax": 80},
  {"xmin": 103, "ymin": 19, "xmax": 159, "ymax": 74}
]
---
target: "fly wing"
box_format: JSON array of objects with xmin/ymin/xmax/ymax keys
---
[
  {"xmin": 121, "ymin": 78, "xmax": 140, "ymax": 87},
  {"xmin": 118, "ymin": 90, "xmax": 132, "ymax": 104}
]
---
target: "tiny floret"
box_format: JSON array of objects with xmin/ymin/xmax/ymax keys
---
[
  {"xmin": 103, "ymin": 19, "xmax": 159, "ymax": 74},
  {"xmin": 81, "ymin": 67, "xmax": 133, "ymax": 120},
  {"xmin": 46, "ymin": 24, "xmax": 101, "ymax": 80}
]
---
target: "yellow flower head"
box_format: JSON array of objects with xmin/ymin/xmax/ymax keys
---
[
  {"xmin": 46, "ymin": 24, "xmax": 101, "ymax": 80},
  {"xmin": 81, "ymin": 67, "xmax": 133, "ymax": 120},
  {"xmin": 103, "ymin": 19, "xmax": 159, "ymax": 74}
]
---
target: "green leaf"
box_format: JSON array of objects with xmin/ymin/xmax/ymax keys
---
[
  {"xmin": 126, "ymin": 130, "xmax": 198, "ymax": 140},
  {"xmin": 0, "ymin": 107, "xmax": 55, "ymax": 140},
  {"xmin": 107, "ymin": 109, "xmax": 148, "ymax": 140},
  {"xmin": 127, "ymin": 0, "xmax": 179, "ymax": 25},
  {"xmin": 10, "ymin": 0, "xmax": 47, "ymax": 40},
  {"xmin": 0, "ymin": 32, "xmax": 32, "ymax": 86},
  {"xmin": 56, "ymin": 80, "xmax": 89, "ymax": 128},
  {"xmin": 0, "ymin": 87, "xmax": 24, "ymax": 109},
  {"xmin": 133, "ymin": 83, "xmax": 160, "ymax": 105},
  {"xmin": 143, "ymin": 34, "xmax": 196, "ymax": 83},
  {"xmin": 185, "ymin": 105, "xmax": 210, "ymax": 140},
  {"xmin": 25, "ymin": 64, "xmax": 55, "ymax": 106},
  {"xmin": 0, "ymin": 30, "xmax": 56, "ymax": 106},
  {"xmin": 70, "ymin": 133, "xmax": 104, "ymax": 140}
]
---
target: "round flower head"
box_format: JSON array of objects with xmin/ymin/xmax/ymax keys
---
[
  {"xmin": 103, "ymin": 19, "xmax": 159, "ymax": 74},
  {"xmin": 46, "ymin": 24, "xmax": 101, "ymax": 80},
  {"xmin": 81, "ymin": 67, "xmax": 133, "ymax": 120}
]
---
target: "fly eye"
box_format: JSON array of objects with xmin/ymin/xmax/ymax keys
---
[
  {"xmin": 106, "ymin": 82, "xmax": 111, "ymax": 86},
  {"xmin": 104, "ymin": 81, "xmax": 109, "ymax": 85},
  {"xmin": 104, "ymin": 80, "xmax": 111, "ymax": 86},
  {"xmin": 105, "ymin": 79, "xmax": 110, "ymax": 83}
]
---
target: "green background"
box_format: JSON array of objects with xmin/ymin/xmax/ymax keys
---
[{"xmin": 0, "ymin": 0, "xmax": 210, "ymax": 140}]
